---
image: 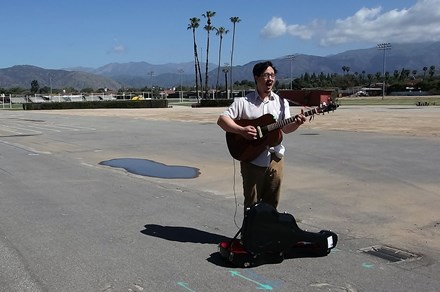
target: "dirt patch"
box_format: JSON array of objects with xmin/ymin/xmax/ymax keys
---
[{"xmin": 40, "ymin": 105, "xmax": 440, "ymax": 138}]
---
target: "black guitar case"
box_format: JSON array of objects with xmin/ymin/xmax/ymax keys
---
[{"xmin": 218, "ymin": 202, "xmax": 338, "ymax": 267}]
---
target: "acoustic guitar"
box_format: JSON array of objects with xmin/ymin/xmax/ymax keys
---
[{"xmin": 226, "ymin": 101, "xmax": 339, "ymax": 162}]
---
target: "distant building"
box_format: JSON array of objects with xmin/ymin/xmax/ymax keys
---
[{"xmin": 277, "ymin": 89, "xmax": 333, "ymax": 106}]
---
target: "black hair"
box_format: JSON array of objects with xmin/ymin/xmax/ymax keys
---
[{"xmin": 252, "ymin": 61, "xmax": 278, "ymax": 77}]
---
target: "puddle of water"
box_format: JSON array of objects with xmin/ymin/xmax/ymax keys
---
[{"xmin": 99, "ymin": 158, "xmax": 200, "ymax": 179}]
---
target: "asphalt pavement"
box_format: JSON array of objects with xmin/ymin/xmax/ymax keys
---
[{"xmin": 0, "ymin": 108, "xmax": 439, "ymax": 291}]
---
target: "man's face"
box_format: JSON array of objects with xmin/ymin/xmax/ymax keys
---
[{"xmin": 256, "ymin": 66, "xmax": 276, "ymax": 95}]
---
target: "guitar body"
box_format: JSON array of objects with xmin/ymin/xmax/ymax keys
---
[
  {"xmin": 225, "ymin": 100, "xmax": 339, "ymax": 162},
  {"xmin": 226, "ymin": 114, "xmax": 283, "ymax": 162}
]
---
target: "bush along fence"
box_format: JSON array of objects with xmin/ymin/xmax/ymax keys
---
[{"xmin": 22, "ymin": 99, "xmax": 168, "ymax": 110}]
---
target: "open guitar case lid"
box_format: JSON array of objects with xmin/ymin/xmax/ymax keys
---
[{"xmin": 218, "ymin": 202, "xmax": 338, "ymax": 268}]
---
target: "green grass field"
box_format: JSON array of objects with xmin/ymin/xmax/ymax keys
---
[
  {"xmin": 0, "ymin": 103, "xmax": 23, "ymax": 110},
  {"xmin": 336, "ymin": 96, "xmax": 440, "ymax": 106}
]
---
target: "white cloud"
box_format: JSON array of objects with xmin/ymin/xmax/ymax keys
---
[
  {"xmin": 261, "ymin": 17, "xmax": 287, "ymax": 38},
  {"xmin": 261, "ymin": 17, "xmax": 317, "ymax": 40},
  {"xmin": 261, "ymin": 0, "xmax": 440, "ymax": 46},
  {"xmin": 110, "ymin": 44, "xmax": 127, "ymax": 54}
]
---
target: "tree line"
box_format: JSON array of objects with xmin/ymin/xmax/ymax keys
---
[
  {"xmin": 1, "ymin": 63, "xmax": 439, "ymax": 97},
  {"xmin": 280, "ymin": 65, "xmax": 439, "ymax": 95}
]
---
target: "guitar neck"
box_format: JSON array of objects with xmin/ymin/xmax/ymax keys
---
[{"xmin": 264, "ymin": 107, "xmax": 320, "ymax": 133}]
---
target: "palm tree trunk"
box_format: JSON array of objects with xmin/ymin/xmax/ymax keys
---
[
  {"xmin": 216, "ymin": 36, "xmax": 223, "ymax": 91},
  {"xmin": 229, "ymin": 17, "xmax": 241, "ymax": 98},
  {"xmin": 192, "ymin": 30, "xmax": 200, "ymax": 102},
  {"xmin": 205, "ymin": 32, "xmax": 210, "ymax": 99},
  {"xmin": 224, "ymin": 70, "xmax": 228, "ymax": 95},
  {"xmin": 202, "ymin": 11, "xmax": 216, "ymax": 99},
  {"xmin": 230, "ymin": 25, "xmax": 235, "ymax": 98},
  {"xmin": 197, "ymin": 55, "xmax": 202, "ymax": 100}
]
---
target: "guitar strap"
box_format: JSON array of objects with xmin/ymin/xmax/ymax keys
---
[
  {"xmin": 244, "ymin": 91, "xmax": 286, "ymax": 120},
  {"xmin": 279, "ymin": 94, "xmax": 286, "ymax": 121}
]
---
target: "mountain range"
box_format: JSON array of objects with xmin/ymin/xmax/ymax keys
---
[{"xmin": 1, "ymin": 42, "xmax": 439, "ymax": 91}]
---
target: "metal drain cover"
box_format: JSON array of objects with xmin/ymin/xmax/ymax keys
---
[{"xmin": 359, "ymin": 245, "xmax": 421, "ymax": 263}]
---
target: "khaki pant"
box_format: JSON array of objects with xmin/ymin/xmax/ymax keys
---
[{"xmin": 240, "ymin": 155, "xmax": 284, "ymax": 209}]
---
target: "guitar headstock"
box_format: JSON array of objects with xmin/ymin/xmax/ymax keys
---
[{"xmin": 318, "ymin": 100, "xmax": 339, "ymax": 113}]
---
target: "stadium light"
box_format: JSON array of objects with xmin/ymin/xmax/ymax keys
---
[
  {"xmin": 285, "ymin": 54, "xmax": 297, "ymax": 90},
  {"xmin": 377, "ymin": 43, "xmax": 392, "ymax": 100}
]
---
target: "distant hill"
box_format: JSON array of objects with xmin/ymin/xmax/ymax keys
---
[
  {"xmin": 268, "ymin": 41, "xmax": 440, "ymax": 81},
  {"xmin": 1, "ymin": 42, "xmax": 439, "ymax": 90},
  {"xmin": 0, "ymin": 65, "xmax": 121, "ymax": 90},
  {"xmin": 87, "ymin": 61, "xmax": 215, "ymax": 88},
  {"xmin": 209, "ymin": 41, "xmax": 440, "ymax": 86}
]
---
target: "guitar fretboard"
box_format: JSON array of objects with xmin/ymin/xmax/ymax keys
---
[{"xmin": 265, "ymin": 106, "xmax": 322, "ymax": 132}]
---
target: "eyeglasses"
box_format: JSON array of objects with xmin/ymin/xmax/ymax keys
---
[{"xmin": 260, "ymin": 73, "xmax": 276, "ymax": 79}]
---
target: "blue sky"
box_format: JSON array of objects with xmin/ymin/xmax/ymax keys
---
[{"xmin": 2, "ymin": 0, "xmax": 439, "ymax": 69}]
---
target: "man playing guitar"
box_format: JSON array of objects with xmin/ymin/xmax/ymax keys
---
[{"xmin": 217, "ymin": 61, "xmax": 306, "ymax": 210}]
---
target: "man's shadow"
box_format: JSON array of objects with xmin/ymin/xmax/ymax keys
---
[
  {"xmin": 140, "ymin": 224, "xmax": 228, "ymax": 244},
  {"xmin": 140, "ymin": 224, "xmax": 231, "ymax": 266},
  {"xmin": 140, "ymin": 224, "xmax": 332, "ymax": 268}
]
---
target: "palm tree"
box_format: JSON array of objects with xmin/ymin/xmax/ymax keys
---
[
  {"xmin": 422, "ymin": 66, "xmax": 428, "ymax": 79},
  {"xmin": 229, "ymin": 16, "xmax": 241, "ymax": 98},
  {"xmin": 341, "ymin": 66, "xmax": 346, "ymax": 74},
  {"xmin": 429, "ymin": 65, "xmax": 436, "ymax": 78},
  {"xmin": 30, "ymin": 80, "xmax": 39, "ymax": 94},
  {"xmin": 202, "ymin": 11, "xmax": 216, "ymax": 99},
  {"xmin": 187, "ymin": 17, "xmax": 202, "ymax": 102},
  {"xmin": 375, "ymin": 72, "xmax": 382, "ymax": 82},
  {"xmin": 411, "ymin": 70, "xmax": 417, "ymax": 79},
  {"xmin": 367, "ymin": 74, "xmax": 373, "ymax": 86},
  {"xmin": 215, "ymin": 26, "xmax": 229, "ymax": 92}
]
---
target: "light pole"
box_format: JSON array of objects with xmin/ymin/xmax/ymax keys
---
[
  {"xmin": 148, "ymin": 71, "xmax": 154, "ymax": 99},
  {"xmin": 177, "ymin": 69, "xmax": 184, "ymax": 103},
  {"xmin": 222, "ymin": 63, "xmax": 230, "ymax": 99},
  {"xmin": 285, "ymin": 54, "xmax": 296, "ymax": 90},
  {"xmin": 377, "ymin": 43, "xmax": 391, "ymax": 100},
  {"xmin": 48, "ymin": 73, "xmax": 53, "ymax": 96}
]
